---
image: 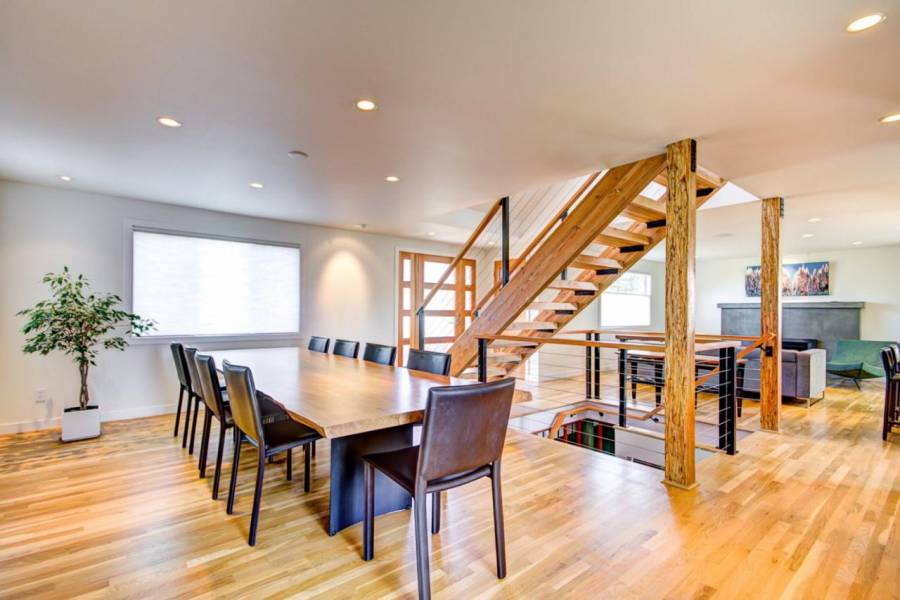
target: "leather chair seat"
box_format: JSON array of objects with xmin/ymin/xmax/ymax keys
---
[
  {"xmin": 261, "ymin": 419, "xmax": 320, "ymax": 454},
  {"xmin": 222, "ymin": 390, "xmax": 291, "ymax": 426},
  {"xmin": 364, "ymin": 446, "xmax": 491, "ymax": 494}
]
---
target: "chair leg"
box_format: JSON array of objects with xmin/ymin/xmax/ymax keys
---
[
  {"xmin": 188, "ymin": 398, "xmax": 201, "ymax": 455},
  {"xmin": 248, "ymin": 450, "xmax": 266, "ymax": 546},
  {"xmin": 173, "ymin": 386, "xmax": 184, "ymax": 437},
  {"xmin": 212, "ymin": 423, "xmax": 226, "ymax": 500},
  {"xmin": 413, "ymin": 487, "xmax": 431, "ymax": 599},
  {"xmin": 491, "ymin": 462, "xmax": 507, "ymax": 579},
  {"xmin": 854, "ymin": 378, "xmax": 861, "ymax": 390},
  {"xmin": 286, "ymin": 448, "xmax": 293, "ymax": 481},
  {"xmin": 431, "ymin": 491, "xmax": 441, "ymax": 534},
  {"xmin": 181, "ymin": 390, "xmax": 192, "ymax": 448},
  {"xmin": 363, "ymin": 461, "xmax": 375, "ymax": 560},
  {"xmin": 303, "ymin": 443, "xmax": 311, "ymax": 493},
  {"xmin": 227, "ymin": 429, "xmax": 242, "ymax": 515},
  {"xmin": 198, "ymin": 410, "xmax": 212, "ymax": 477}
]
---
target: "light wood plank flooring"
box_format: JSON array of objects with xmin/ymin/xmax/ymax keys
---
[{"xmin": 1, "ymin": 381, "xmax": 897, "ymax": 599}]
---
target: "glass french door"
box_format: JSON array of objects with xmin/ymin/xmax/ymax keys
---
[{"xmin": 397, "ymin": 251, "xmax": 476, "ymax": 367}]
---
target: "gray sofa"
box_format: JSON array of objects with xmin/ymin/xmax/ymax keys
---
[{"xmin": 738, "ymin": 347, "xmax": 826, "ymax": 406}]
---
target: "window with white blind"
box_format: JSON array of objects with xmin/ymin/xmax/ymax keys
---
[
  {"xmin": 132, "ymin": 229, "xmax": 300, "ymax": 337},
  {"xmin": 600, "ymin": 272, "xmax": 651, "ymax": 327}
]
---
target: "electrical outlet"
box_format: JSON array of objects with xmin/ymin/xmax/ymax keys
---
[{"xmin": 35, "ymin": 389, "xmax": 48, "ymax": 404}]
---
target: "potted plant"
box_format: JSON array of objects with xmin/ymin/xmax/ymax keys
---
[{"xmin": 18, "ymin": 267, "xmax": 154, "ymax": 441}]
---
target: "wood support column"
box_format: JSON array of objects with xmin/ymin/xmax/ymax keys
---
[
  {"xmin": 663, "ymin": 139, "xmax": 697, "ymax": 489},
  {"xmin": 760, "ymin": 197, "xmax": 783, "ymax": 432}
]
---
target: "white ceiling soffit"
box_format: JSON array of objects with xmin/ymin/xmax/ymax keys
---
[{"xmin": 1, "ymin": 0, "xmax": 899, "ymax": 244}]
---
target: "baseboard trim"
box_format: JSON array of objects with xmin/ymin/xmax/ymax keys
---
[{"xmin": 0, "ymin": 403, "xmax": 176, "ymax": 435}]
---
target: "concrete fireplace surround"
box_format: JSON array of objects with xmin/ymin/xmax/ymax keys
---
[{"xmin": 717, "ymin": 301, "xmax": 865, "ymax": 358}]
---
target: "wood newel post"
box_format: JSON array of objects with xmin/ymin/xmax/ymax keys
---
[
  {"xmin": 663, "ymin": 138, "xmax": 698, "ymax": 489},
  {"xmin": 760, "ymin": 197, "xmax": 783, "ymax": 431}
]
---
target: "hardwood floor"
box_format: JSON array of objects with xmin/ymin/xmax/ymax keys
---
[{"xmin": 1, "ymin": 381, "xmax": 897, "ymax": 599}]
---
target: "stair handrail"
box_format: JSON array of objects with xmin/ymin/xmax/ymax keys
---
[
  {"xmin": 473, "ymin": 171, "xmax": 602, "ymax": 314},
  {"xmin": 413, "ymin": 197, "xmax": 505, "ymax": 348}
]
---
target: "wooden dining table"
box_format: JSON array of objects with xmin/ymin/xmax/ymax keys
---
[{"xmin": 207, "ymin": 346, "xmax": 470, "ymax": 535}]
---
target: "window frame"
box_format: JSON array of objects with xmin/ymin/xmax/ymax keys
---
[
  {"xmin": 124, "ymin": 222, "xmax": 303, "ymax": 345},
  {"xmin": 600, "ymin": 271, "xmax": 652, "ymax": 328}
]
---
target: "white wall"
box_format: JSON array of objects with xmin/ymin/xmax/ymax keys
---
[
  {"xmin": 695, "ymin": 245, "xmax": 900, "ymax": 339},
  {"xmin": 0, "ymin": 181, "xmax": 458, "ymax": 432}
]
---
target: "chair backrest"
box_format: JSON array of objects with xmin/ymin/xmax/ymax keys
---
[
  {"xmin": 891, "ymin": 344, "xmax": 900, "ymax": 369},
  {"xmin": 333, "ymin": 339, "xmax": 360, "ymax": 359},
  {"xmin": 170, "ymin": 342, "xmax": 191, "ymax": 388},
  {"xmin": 363, "ymin": 342, "xmax": 396, "ymax": 366},
  {"xmin": 193, "ymin": 353, "xmax": 228, "ymax": 420},
  {"xmin": 222, "ymin": 360, "xmax": 265, "ymax": 444},
  {"xmin": 881, "ymin": 347, "xmax": 896, "ymax": 379},
  {"xmin": 308, "ymin": 336, "xmax": 330, "ymax": 353},
  {"xmin": 406, "ymin": 348, "xmax": 452, "ymax": 376},
  {"xmin": 417, "ymin": 378, "xmax": 515, "ymax": 482},
  {"xmin": 183, "ymin": 347, "xmax": 202, "ymax": 398}
]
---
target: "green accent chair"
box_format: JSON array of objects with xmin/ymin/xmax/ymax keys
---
[{"xmin": 826, "ymin": 339, "xmax": 895, "ymax": 388}]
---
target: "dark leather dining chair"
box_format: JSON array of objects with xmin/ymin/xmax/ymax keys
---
[
  {"xmin": 222, "ymin": 360, "xmax": 322, "ymax": 546},
  {"xmin": 308, "ymin": 336, "xmax": 330, "ymax": 353},
  {"xmin": 363, "ymin": 343, "xmax": 397, "ymax": 366},
  {"xmin": 881, "ymin": 347, "xmax": 899, "ymax": 440},
  {"xmin": 333, "ymin": 339, "xmax": 360, "ymax": 359},
  {"xmin": 406, "ymin": 348, "xmax": 452, "ymax": 376},
  {"xmin": 361, "ymin": 378, "xmax": 515, "ymax": 599},
  {"xmin": 171, "ymin": 343, "xmax": 202, "ymax": 453},
  {"xmin": 169, "ymin": 343, "xmax": 191, "ymax": 439},
  {"xmin": 192, "ymin": 353, "xmax": 292, "ymax": 497}
]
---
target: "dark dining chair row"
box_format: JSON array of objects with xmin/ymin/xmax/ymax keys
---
[
  {"xmin": 169, "ymin": 342, "xmax": 321, "ymax": 546},
  {"xmin": 307, "ymin": 336, "xmax": 451, "ymax": 375}
]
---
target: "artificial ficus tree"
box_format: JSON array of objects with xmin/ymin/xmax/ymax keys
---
[{"xmin": 18, "ymin": 267, "xmax": 155, "ymax": 409}]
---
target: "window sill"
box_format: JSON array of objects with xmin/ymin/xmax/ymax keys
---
[{"xmin": 128, "ymin": 332, "xmax": 304, "ymax": 347}]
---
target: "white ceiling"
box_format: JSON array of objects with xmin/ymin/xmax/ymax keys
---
[{"xmin": 1, "ymin": 0, "xmax": 899, "ymax": 250}]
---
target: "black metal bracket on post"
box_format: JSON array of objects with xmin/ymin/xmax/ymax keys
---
[
  {"xmin": 477, "ymin": 338, "xmax": 488, "ymax": 383},
  {"xmin": 416, "ymin": 308, "xmax": 425, "ymax": 350},
  {"xmin": 763, "ymin": 344, "xmax": 774, "ymax": 357},
  {"xmin": 717, "ymin": 345, "xmax": 737, "ymax": 455},
  {"xmin": 500, "ymin": 196, "xmax": 510, "ymax": 286},
  {"xmin": 618, "ymin": 348, "xmax": 627, "ymax": 427}
]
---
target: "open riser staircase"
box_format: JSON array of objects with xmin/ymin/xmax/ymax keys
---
[{"xmin": 439, "ymin": 150, "xmax": 725, "ymax": 379}]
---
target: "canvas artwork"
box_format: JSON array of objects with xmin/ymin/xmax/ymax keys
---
[{"xmin": 745, "ymin": 261, "xmax": 830, "ymax": 297}]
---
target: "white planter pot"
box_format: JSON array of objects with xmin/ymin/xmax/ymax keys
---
[{"xmin": 62, "ymin": 405, "xmax": 101, "ymax": 442}]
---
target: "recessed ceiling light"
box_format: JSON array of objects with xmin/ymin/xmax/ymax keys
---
[
  {"xmin": 427, "ymin": 231, "xmax": 436, "ymax": 236},
  {"xmin": 156, "ymin": 116, "xmax": 182, "ymax": 128},
  {"xmin": 846, "ymin": 13, "xmax": 886, "ymax": 32},
  {"xmin": 802, "ymin": 233, "xmax": 814, "ymax": 238},
  {"xmin": 713, "ymin": 232, "xmax": 734, "ymax": 238},
  {"xmin": 249, "ymin": 182, "xmax": 264, "ymax": 189},
  {"xmin": 288, "ymin": 150, "xmax": 309, "ymax": 158},
  {"xmin": 59, "ymin": 175, "xmax": 72, "ymax": 182},
  {"xmin": 879, "ymin": 113, "xmax": 900, "ymax": 124},
  {"xmin": 385, "ymin": 175, "xmax": 400, "ymax": 182},
  {"xmin": 356, "ymin": 224, "xmax": 367, "ymax": 229},
  {"xmin": 852, "ymin": 240, "xmax": 863, "ymax": 245},
  {"xmin": 807, "ymin": 217, "xmax": 822, "ymax": 223},
  {"xmin": 356, "ymin": 99, "xmax": 377, "ymax": 111}
]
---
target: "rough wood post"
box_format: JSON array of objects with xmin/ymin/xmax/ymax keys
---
[
  {"xmin": 760, "ymin": 197, "xmax": 783, "ymax": 431},
  {"xmin": 663, "ymin": 138, "xmax": 697, "ymax": 489}
]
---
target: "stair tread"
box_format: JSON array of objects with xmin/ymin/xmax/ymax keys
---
[
  {"xmin": 529, "ymin": 301, "xmax": 577, "ymax": 311},
  {"xmin": 490, "ymin": 340, "xmax": 539, "ymax": 348},
  {"xmin": 506, "ymin": 321, "xmax": 557, "ymax": 331},
  {"xmin": 546, "ymin": 280, "xmax": 598, "ymax": 291},
  {"xmin": 461, "ymin": 366, "xmax": 508, "ymax": 378},
  {"xmin": 621, "ymin": 196, "xmax": 666, "ymax": 223},
  {"xmin": 595, "ymin": 226, "xmax": 651, "ymax": 247},
  {"xmin": 570, "ymin": 255, "xmax": 622, "ymax": 270},
  {"xmin": 486, "ymin": 353, "xmax": 522, "ymax": 364}
]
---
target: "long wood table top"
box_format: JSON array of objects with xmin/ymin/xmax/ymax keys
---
[{"xmin": 207, "ymin": 347, "xmax": 469, "ymax": 438}]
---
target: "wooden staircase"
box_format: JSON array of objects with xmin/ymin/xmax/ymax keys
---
[{"xmin": 449, "ymin": 150, "xmax": 725, "ymax": 379}]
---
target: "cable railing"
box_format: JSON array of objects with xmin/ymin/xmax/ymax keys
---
[
  {"xmin": 479, "ymin": 330, "xmax": 773, "ymax": 460},
  {"xmin": 413, "ymin": 172, "xmax": 601, "ymax": 349}
]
